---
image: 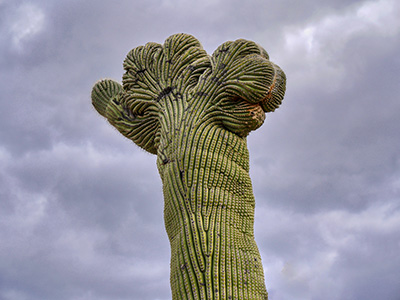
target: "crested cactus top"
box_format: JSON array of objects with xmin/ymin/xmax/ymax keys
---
[{"xmin": 92, "ymin": 33, "xmax": 286, "ymax": 154}]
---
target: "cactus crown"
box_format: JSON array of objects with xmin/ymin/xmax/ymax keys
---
[{"xmin": 91, "ymin": 33, "xmax": 286, "ymax": 154}]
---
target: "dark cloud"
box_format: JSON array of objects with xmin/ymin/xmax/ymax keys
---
[
  {"xmin": 1, "ymin": 0, "xmax": 399, "ymax": 299},
  {"xmin": 249, "ymin": 0, "xmax": 400, "ymax": 212}
]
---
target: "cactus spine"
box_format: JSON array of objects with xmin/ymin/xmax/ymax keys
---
[{"xmin": 91, "ymin": 34, "xmax": 286, "ymax": 299}]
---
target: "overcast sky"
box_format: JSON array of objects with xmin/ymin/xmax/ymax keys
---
[{"xmin": 1, "ymin": 0, "xmax": 400, "ymax": 299}]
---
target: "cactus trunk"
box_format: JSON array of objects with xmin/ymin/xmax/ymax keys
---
[{"xmin": 157, "ymin": 95, "xmax": 267, "ymax": 299}]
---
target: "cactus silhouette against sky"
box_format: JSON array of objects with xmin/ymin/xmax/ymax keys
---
[{"xmin": 91, "ymin": 33, "xmax": 286, "ymax": 299}]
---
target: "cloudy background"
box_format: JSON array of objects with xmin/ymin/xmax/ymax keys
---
[{"xmin": 1, "ymin": 0, "xmax": 400, "ymax": 299}]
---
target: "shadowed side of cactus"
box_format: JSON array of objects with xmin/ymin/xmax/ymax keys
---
[{"xmin": 91, "ymin": 33, "xmax": 286, "ymax": 300}]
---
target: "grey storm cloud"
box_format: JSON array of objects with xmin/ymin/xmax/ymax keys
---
[{"xmin": 1, "ymin": 0, "xmax": 400, "ymax": 299}]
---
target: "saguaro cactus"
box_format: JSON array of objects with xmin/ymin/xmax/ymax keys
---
[{"xmin": 91, "ymin": 33, "xmax": 286, "ymax": 299}]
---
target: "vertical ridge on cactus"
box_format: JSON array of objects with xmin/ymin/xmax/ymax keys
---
[{"xmin": 91, "ymin": 33, "xmax": 286, "ymax": 300}]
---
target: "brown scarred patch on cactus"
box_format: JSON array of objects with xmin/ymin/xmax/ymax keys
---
[{"xmin": 91, "ymin": 33, "xmax": 286, "ymax": 300}]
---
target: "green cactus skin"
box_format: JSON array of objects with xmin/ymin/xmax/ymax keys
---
[{"xmin": 91, "ymin": 34, "xmax": 286, "ymax": 300}]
